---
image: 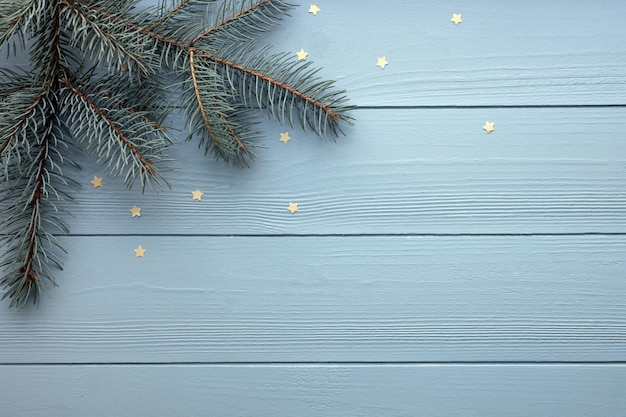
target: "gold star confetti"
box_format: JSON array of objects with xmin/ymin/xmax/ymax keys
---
[
  {"xmin": 192, "ymin": 189, "xmax": 204, "ymax": 200},
  {"xmin": 376, "ymin": 57, "xmax": 388, "ymax": 69},
  {"xmin": 308, "ymin": 4, "xmax": 320, "ymax": 15},
  {"xmin": 287, "ymin": 202, "xmax": 299, "ymax": 214},
  {"xmin": 451, "ymin": 13, "xmax": 463, "ymax": 25},
  {"xmin": 90, "ymin": 176, "xmax": 103, "ymax": 188},
  {"xmin": 279, "ymin": 132, "xmax": 292, "ymax": 144},
  {"xmin": 129, "ymin": 205, "xmax": 142, "ymax": 217},
  {"xmin": 134, "ymin": 245, "xmax": 146, "ymax": 257},
  {"xmin": 483, "ymin": 121, "xmax": 495, "ymax": 133},
  {"xmin": 296, "ymin": 48, "xmax": 308, "ymax": 61}
]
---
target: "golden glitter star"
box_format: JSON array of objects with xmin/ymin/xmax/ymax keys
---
[
  {"xmin": 287, "ymin": 202, "xmax": 299, "ymax": 214},
  {"xmin": 483, "ymin": 121, "xmax": 495, "ymax": 133},
  {"xmin": 90, "ymin": 176, "xmax": 103, "ymax": 188},
  {"xmin": 279, "ymin": 132, "xmax": 292, "ymax": 144},
  {"xmin": 376, "ymin": 57, "xmax": 388, "ymax": 69},
  {"xmin": 296, "ymin": 48, "xmax": 308, "ymax": 61},
  {"xmin": 192, "ymin": 189, "xmax": 204, "ymax": 200},
  {"xmin": 308, "ymin": 4, "xmax": 320, "ymax": 15},
  {"xmin": 451, "ymin": 13, "xmax": 463, "ymax": 26},
  {"xmin": 134, "ymin": 245, "xmax": 146, "ymax": 257},
  {"xmin": 129, "ymin": 205, "xmax": 142, "ymax": 217}
]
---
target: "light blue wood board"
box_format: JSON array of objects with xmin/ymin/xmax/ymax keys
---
[
  {"xmin": 3, "ymin": 0, "xmax": 626, "ymax": 106},
  {"xmin": 258, "ymin": 0, "xmax": 626, "ymax": 105},
  {"xmin": 1, "ymin": 236, "xmax": 624, "ymax": 363},
  {"xmin": 2, "ymin": 365, "xmax": 625, "ymax": 417},
  {"xmin": 21, "ymin": 107, "xmax": 625, "ymax": 235}
]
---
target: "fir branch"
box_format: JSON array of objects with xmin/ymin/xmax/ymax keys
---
[
  {"xmin": 0, "ymin": 0, "xmax": 35, "ymax": 48},
  {"xmin": 60, "ymin": 0, "xmax": 150, "ymax": 76},
  {"xmin": 183, "ymin": 49, "xmax": 255, "ymax": 164},
  {"xmin": 1, "ymin": 0, "xmax": 353, "ymax": 307},
  {"xmin": 59, "ymin": 74, "xmax": 169, "ymax": 189},
  {"xmin": 0, "ymin": 93, "xmax": 73, "ymax": 308},
  {"xmin": 190, "ymin": 0, "xmax": 288, "ymax": 46},
  {"xmin": 188, "ymin": 50, "xmax": 219, "ymax": 148},
  {"xmin": 188, "ymin": 49, "xmax": 248, "ymax": 155},
  {"xmin": 76, "ymin": 78, "xmax": 168, "ymax": 132},
  {"xmin": 0, "ymin": 77, "xmax": 53, "ymax": 161},
  {"xmin": 210, "ymin": 52, "xmax": 343, "ymax": 122},
  {"xmin": 148, "ymin": 0, "xmax": 191, "ymax": 30}
]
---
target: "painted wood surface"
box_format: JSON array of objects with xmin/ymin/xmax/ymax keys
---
[
  {"xmin": 1, "ymin": 236, "xmax": 625, "ymax": 363},
  {"xmin": 58, "ymin": 107, "xmax": 626, "ymax": 235},
  {"xmin": 3, "ymin": 365, "xmax": 625, "ymax": 417},
  {"xmin": 2, "ymin": 0, "xmax": 626, "ymax": 415},
  {"xmin": 245, "ymin": 0, "xmax": 626, "ymax": 106}
]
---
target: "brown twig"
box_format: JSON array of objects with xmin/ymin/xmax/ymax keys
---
[
  {"xmin": 189, "ymin": 49, "xmax": 219, "ymax": 148},
  {"xmin": 21, "ymin": 112, "xmax": 53, "ymax": 286}
]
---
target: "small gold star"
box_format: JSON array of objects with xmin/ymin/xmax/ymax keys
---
[
  {"xmin": 134, "ymin": 245, "xmax": 146, "ymax": 257},
  {"xmin": 483, "ymin": 121, "xmax": 495, "ymax": 134},
  {"xmin": 192, "ymin": 189, "xmax": 204, "ymax": 200},
  {"xmin": 90, "ymin": 176, "xmax": 103, "ymax": 188},
  {"xmin": 308, "ymin": 4, "xmax": 320, "ymax": 15},
  {"xmin": 296, "ymin": 49, "xmax": 308, "ymax": 61},
  {"xmin": 279, "ymin": 132, "xmax": 292, "ymax": 144},
  {"xmin": 287, "ymin": 202, "xmax": 299, "ymax": 214},
  {"xmin": 451, "ymin": 13, "xmax": 463, "ymax": 26},
  {"xmin": 376, "ymin": 57, "xmax": 388, "ymax": 69},
  {"xmin": 129, "ymin": 205, "xmax": 142, "ymax": 217}
]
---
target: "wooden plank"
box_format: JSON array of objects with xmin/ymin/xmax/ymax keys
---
[
  {"xmin": 1, "ymin": 236, "xmax": 624, "ymax": 363},
  {"xmin": 46, "ymin": 107, "xmax": 626, "ymax": 235},
  {"xmin": 2, "ymin": 364, "xmax": 625, "ymax": 417},
  {"xmin": 2, "ymin": 1, "xmax": 626, "ymax": 106},
  {"xmin": 252, "ymin": 0, "xmax": 626, "ymax": 106}
]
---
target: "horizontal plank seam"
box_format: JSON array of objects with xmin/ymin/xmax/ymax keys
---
[
  {"xmin": 54, "ymin": 104, "xmax": 626, "ymax": 111},
  {"xmin": 2, "ymin": 361, "xmax": 626, "ymax": 366},
  {"xmin": 6, "ymin": 232, "xmax": 625, "ymax": 238},
  {"xmin": 356, "ymin": 104, "xmax": 626, "ymax": 110}
]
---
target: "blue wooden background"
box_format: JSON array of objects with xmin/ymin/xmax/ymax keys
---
[{"xmin": 2, "ymin": 1, "xmax": 626, "ymax": 415}]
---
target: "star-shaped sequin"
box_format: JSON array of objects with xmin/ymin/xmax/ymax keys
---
[
  {"xmin": 279, "ymin": 132, "xmax": 292, "ymax": 144},
  {"xmin": 90, "ymin": 176, "xmax": 102, "ymax": 188},
  {"xmin": 483, "ymin": 121, "xmax": 495, "ymax": 133},
  {"xmin": 192, "ymin": 189, "xmax": 204, "ymax": 200},
  {"xmin": 309, "ymin": 4, "xmax": 320, "ymax": 15},
  {"xmin": 287, "ymin": 202, "xmax": 299, "ymax": 214},
  {"xmin": 296, "ymin": 49, "xmax": 308, "ymax": 61},
  {"xmin": 134, "ymin": 245, "xmax": 146, "ymax": 257},
  {"xmin": 376, "ymin": 57, "xmax": 388, "ymax": 69},
  {"xmin": 451, "ymin": 13, "xmax": 463, "ymax": 25},
  {"xmin": 129, "ymin": 205, "xmax": 142, "ymax": 217}
]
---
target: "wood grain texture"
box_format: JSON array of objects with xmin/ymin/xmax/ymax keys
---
[
  {"xmin": 2, "ymin": 0, "xmax": 625, "ymax": 414},
  {"xmin": 48, "ymin": 107, "xmax": 626, "ymax": 235},
  {"xmin": 221, "ymin": 0, "xmax": 626, "ymax": 106},
  {"xmin": 1, "ymin": 236, "xmax": 624, "ymax": 363},
  {"xmin": 2, "ymin": 365, "xmax": 625, "ymax": 417},
  {"xmin": 2, "ymin": 1, "xmax": 626, "ymax": 106}
]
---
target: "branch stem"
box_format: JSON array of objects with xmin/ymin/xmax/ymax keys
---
[{"xmin": 188, "ymin": 49, "xmax": 219, "ymax": 148}]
